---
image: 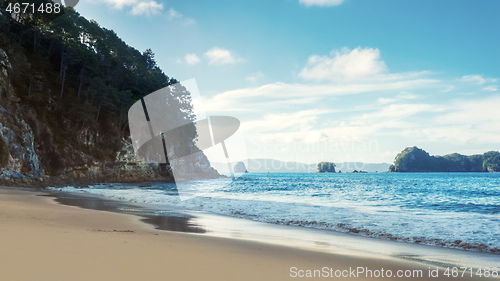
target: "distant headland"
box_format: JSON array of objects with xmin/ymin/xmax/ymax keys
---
[{"xmin": 389, "ymin": 146, "xmax": 500, "ymax": 172}]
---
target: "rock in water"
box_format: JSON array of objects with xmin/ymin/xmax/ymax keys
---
[{"xmin": 233, "ymin": 161, "xmax": 248, "ymax": 173}]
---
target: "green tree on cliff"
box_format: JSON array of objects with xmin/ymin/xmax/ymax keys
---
[
  {"xmin": 0, "ymin": 4, "xmax": 196, "ymax": 173},
  {"xmin": 389, "ymin": 147, "xmax": 500, "ymax": 172}
]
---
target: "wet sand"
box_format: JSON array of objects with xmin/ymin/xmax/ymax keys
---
[{"xmin": 0, "ymin": 186, "xmax": 495, "ymax": 281}]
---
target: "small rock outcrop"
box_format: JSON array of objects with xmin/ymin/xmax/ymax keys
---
[
  {"xmin": 317, "ymin": 161, "xmax": 336, "ymax": 173},
  {"xmin": 233, "ymin": 161, "xmax": 249, "ymax": 173}
]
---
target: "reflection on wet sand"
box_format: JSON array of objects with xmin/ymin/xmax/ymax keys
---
[
  {"xmin": 142, "ymin": 216, "xmax": 205, "ymax": 233},
  {"xmin": 43, "ymin": 193, "xmax": 206, "ymax": 234}
]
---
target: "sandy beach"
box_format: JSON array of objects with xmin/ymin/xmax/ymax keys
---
[{"xmin": 0, "ymin": 186, "xmax": 495, "ymax": 281}]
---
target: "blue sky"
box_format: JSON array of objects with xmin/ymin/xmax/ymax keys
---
[{"xmin": 75, "ymin": 0, "xmax": 500, "ymax": 164}]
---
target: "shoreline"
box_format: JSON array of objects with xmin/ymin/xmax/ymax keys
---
[
  {"xmin": 0, "ymin": 186, "xmax": 497, "ymax": 281},
  {"xmin": 46, "ymin": 178, "xmax": 500, "ymax": 256},
  {"xmin": 45, "ymin": 187, "xmax": 500, "ymax": 269}
]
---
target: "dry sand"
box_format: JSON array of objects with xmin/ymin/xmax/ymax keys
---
[{"xmin": 0, "ymin": 187, "xmax": 490, "ymax": 281}]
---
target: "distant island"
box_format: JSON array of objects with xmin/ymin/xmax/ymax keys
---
[
  {"xmin": 389, "ymin": 146, "xmax": 500, "ymax": 172},
  {"xmin": 317, "ymin": 162, "xmax": 336, "ymax": 173},
  {"xmin": 211, "ymin": 159, "xmax": 390, "ymax": 173}
]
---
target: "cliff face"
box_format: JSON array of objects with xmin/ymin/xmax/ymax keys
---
[
  {"xmin": 0, "ymin": 48, "xmax": 43, "ymax": 182},
  {"xmin": 389, "ymin": 146, "xmax": 500, "ymax": 172},
  {"xmin": 0, "ymin": 49, "xmax": 217, "ymax": 187},
  {"xmin": 0, "ymin": 6, "xmax": 221, "ymax": 187}
]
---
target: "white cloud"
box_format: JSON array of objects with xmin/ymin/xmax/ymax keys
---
[
  {"xmin": 299, "ymin": 47, "xmax": 388, "ymax": 81},
  {"xmin": 419, "ymin": 96, "xmax": 500, "ymax": 144},
  {"xmin": 361, "ymin": 103, "xmax": 445, "ymax": 121},
  {"xmin": 99, "ymin": 0, "xmax": 137, "ymax": 9},
  {"xmin": 241, "ymin": 102, "xmax": 445, "ymax": 152},
  {"xmin": 242, "ymin": 109, "xmax": 334, "ymax": 144},
  {"xmin": 244, "ymin": 110, "xmax": 330, "ymax": 133},
  {"xmin": 204, "ymin": 78, "xmax": 439, "ymax": 112},
  {"xmin": 241, "ymin": 104, "xmax": 442, "ymax": 147},
  {"xmin": 436, "ymin": 96, "xmax": 500, "ymax": 127},
  {"xmin": 377, "ymin": 93, "xmax": 419, "ymax": 104},
  {"xmin": 483, "ymin": 86, "xmax": 498, "ymax": 92},
  {"xmin": 460, "ymin": 74, "xmax": 498, "ymax": 85},
  {"xmin": 377, "ymin": 97, "xmax": 396, "ymax": 104},
  {"xmin": 202, "ymin": 47, "xmax": 500, "ymax": 163},
  {"xmin": 167, "ymin": 7, "xmax": 182, "ymax": 19},
  {"xmin": 397, "ymin": 93, "xmax": 419, "ymax": 100},
  {"xmin": 204, "ymin": 47, "xmax": 243, "ymax": 65},
  {"xmin": 460, "ymin": 75, "xmax": 487, "ymax": 85},
  {"xmin": 182, "ymin": 18, "xmax": 196, "ymax": 26},
  {"xmin": 98, "ymin": 0, "xmax": 163, "ymax": 15},
  {"xmin": 167, "ymin": 8, "xmax": 196, "ymax": 26},
  {"xmin": 131, "ymin": 1, "xmax": 163, "ymax": 16},
  {"xmin": 245, "ymin": 72, "xmax": 264, "ymax": 83},
  {"xmin": 299, "ymin": 0, "xmax": 344, "ymax": 7},
  {"xmin": 184, "ymin": 53, "xmax": 201, "ymax": 65}
]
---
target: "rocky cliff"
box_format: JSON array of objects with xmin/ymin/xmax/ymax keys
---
[
  {"xmin": 0, "ymin": 48, "xmax": 217, "ymax": 187},
  {"xmin": 0, "ymin": 6, "xmax": 221, "ymax": 187}
]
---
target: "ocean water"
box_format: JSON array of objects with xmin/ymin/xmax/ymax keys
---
[{"xmin": 50, "ymin": 172, "xmax": 500, "ymax": 253}]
